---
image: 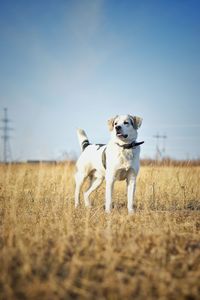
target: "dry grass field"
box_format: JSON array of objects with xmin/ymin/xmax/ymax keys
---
[{"xmin": 0, "ymin": 162, "xmax": 200, "ymax": 300}]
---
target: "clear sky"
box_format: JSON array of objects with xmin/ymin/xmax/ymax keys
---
[{"xmin": 0, "ymin": 0, "xmax": 200, "ymax": 161}]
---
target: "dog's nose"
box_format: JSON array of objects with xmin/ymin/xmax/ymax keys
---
[{"xmin": 116, "ymin": 125, "xmax": 121, "ymax": 131}]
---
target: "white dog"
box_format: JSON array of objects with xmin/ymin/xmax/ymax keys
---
[{"xmin": 74, "ymin": 114, "xmax": 143, "ymax": 213}]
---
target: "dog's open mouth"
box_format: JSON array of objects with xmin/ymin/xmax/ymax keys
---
[{"xmin": 116, "ymin": 133, "xmax": 128, "ymax": 138}]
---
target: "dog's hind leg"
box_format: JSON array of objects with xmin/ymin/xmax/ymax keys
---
[
  {"xmin": 74, "ymin": 172, "xmax": 87, "ymax": 208},
  {"xmin": 84, "ymin": 176, "xmax": 103, "ymax": 207}
]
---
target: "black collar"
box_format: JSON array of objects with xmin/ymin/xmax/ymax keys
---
[{"xmin": 116, "ymin": 140, "xmax": 144, "ymax": 149}]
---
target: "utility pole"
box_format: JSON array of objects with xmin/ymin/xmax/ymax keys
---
[
  {"xmin": 0, "ymin": 108, "xmax": 13, "ymax": 162},
  {"xmin": 153, "ymin": 133, "xmax": 167, "ymax": 160}
]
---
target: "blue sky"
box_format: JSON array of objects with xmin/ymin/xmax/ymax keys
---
[{"xmin": 0, "ymin": 0, "xmax": 200, "ymax": 160}]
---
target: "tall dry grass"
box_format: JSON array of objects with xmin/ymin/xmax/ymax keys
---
[{"xmin": 0, "ymin": 162, "xmax": 200, "ymax": 299}]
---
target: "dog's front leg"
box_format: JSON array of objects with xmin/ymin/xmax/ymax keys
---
[
  {"xmin": 105, "ymin": 172, "xmax": 115, "ymax": 213},
  {"xmin": 127, "ymin": 172, "xmax": 136, "ymax": 213}
]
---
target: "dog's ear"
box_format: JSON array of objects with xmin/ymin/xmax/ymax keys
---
[
  {"xmin": 107, "ymin": 115, "xmax": 118, "ymax": 131},
  {"xmin": 129, "ymin": 115, "xmax": 143, "ymax": 129}
]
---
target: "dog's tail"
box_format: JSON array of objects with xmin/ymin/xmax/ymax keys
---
[{"xmin": 77, "ymin": 128, "xmax": 90, "ymax": 152}]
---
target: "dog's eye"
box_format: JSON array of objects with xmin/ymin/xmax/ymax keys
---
[
  {"xmin": 124, "ymin": 121, "xmax": 129, "ymax": 125},
  {"xmin": 114, "ymin": 122, "xmax": 117, "ymax": 126}
]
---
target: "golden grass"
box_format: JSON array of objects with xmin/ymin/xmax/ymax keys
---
[{"xmin": 0, "ymin": 163, "xmax": 200, "ymax": 300}]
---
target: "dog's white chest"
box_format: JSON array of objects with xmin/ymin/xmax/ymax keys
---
[
  {"xmin": 118, "ymin": 149, "xmax": 133, "ymax": 169},
  {"xmin": 111, "ymin": 150, "xmax": 133, "ymax": 181},
  {"xmin": 119, "ymin": 151, "xmax": 133, "ymax": 165},
  {"xmin": 105, "ymin": 141, "xmax": 140, "ymax": 180}
]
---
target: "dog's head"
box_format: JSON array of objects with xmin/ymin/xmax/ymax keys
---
[{"xmin": 108, "ymin": 114, "xmax": 142, "ymax": 143}]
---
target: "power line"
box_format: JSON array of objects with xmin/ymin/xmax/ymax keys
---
[
  {"xmin": 153, "ymin": 133, "xmax": 167, "ymax": 160},
  {"xmin": 0, "ymin": 108, "xmax": 14, "ymax": 162}
]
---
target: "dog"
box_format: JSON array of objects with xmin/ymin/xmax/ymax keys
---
[{"xmin": 74, "ymin": 114, "xmax": 143, "ymax": 213}]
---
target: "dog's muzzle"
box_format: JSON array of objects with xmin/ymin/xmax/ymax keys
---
[
  {"xmin": 115, "ymin": 130, "xmax": 128, "ymax": 139},
  {"xmin": 115, "ymin": 125, "xmax": 128, "ymax": 138}
]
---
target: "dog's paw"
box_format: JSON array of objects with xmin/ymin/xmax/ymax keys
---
[
  {"xmin": 128, "ymin": 209, "xmax": 135, "ymax": 214},
  {"xmin": 75, "ymin": 202, "xmax": 79, "ymax": 208},
  {"xmin": 84, "ymin": 198, "xmax": 92, "ymax": 208}
]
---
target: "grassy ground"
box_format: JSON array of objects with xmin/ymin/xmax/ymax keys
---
[{"xmin": 0, "ymin": 163, "xmax": 200, "ymax": 300}]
